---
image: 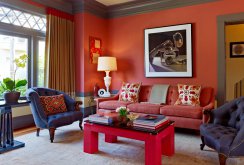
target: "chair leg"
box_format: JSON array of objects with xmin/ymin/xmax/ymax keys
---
[
  {"xmin": 200, "ymin": 136, "xmax": 205, "ymax": 150},
  {"xmin": 79, "ymin": 121, "xmax": 83, "ymax": 130},
  {"xmin": 36, "ymin": 128, "xmax": 40, "ymax": 137},
  {"xmin": 218, "ymin": 153, "xmax": 227, "ymax": 165},
  {"xmin": 49, "ymin": 128, "xmax": 55, "ymax": 143}
]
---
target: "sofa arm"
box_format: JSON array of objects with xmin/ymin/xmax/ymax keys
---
[
  {"xmin": 95, "ymin": 94, "xmax": 120, "ymax": 111},
  {"xmin": 75, "ymin": 101, "xmax": 83, "ymax": 111},
  {"xmin": 202, "ymin": 102, "xmax": 215, "ymax": 123}
]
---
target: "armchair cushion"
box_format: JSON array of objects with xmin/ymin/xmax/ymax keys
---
[
  {"xmin": 200, "ymin": 123, "xmax": 237, "ymax": 156},
  {"xmin": 40, "ymin": 94, "xmax": 67, "ymax": 115},
  {"xmin": 47, "ymin": 111, "xmax": 83, "ymax": 128}
]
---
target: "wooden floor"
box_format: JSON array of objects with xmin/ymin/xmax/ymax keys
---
[{"xmin": 14, "ymin": 126, "xmax": 36, "ymax": 137}]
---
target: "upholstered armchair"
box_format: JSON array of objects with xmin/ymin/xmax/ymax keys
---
[
  {"xmin": 26, "ymin": 87, "xmax": 83, "ymax": 143},
  {"xmin": 200, "ymin": 97, "xmax": 244, "ymax": 165}
]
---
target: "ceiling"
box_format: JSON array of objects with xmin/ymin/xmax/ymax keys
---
[{"xmin": 95, "ymin": 0, "xmax": 135, "ymax": 6}]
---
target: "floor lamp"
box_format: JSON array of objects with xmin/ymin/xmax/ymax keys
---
[{"xmin": 97, "ymin": 56, "xmax": 117, "ymax": 97}]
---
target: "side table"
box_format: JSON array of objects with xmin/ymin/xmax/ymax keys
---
[{"xmin": 0, "ymin": 100, "xmax": 30, "ymax": 153}]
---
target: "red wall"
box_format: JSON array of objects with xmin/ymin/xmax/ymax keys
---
[
  {"xmin": 23, "ymin": 0, "xmax": 244, "ymax": 95},
  {"xmin": 75, "ymin": 13, "xmax": 108, "ymax": 93},
  {"xmin": 106, "ymin": 0, "xmax": 244, "ymax": 93}
]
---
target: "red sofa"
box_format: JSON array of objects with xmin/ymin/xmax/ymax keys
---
[{"xmin": 96, "ymin": 85, "xmax": 215, "ymax": 130}]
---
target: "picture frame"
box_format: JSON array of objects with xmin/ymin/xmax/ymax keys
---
[
  {"xmin": 144, "ymin": 23, "xmax": 192, "ymax": 77},
  {"xmin": 89, "ymin": 36, "xmax": 102, "ymax": 64},
  {"xmin": 230, "ymin": 42, "xmax": 244, "ymax": 58}
]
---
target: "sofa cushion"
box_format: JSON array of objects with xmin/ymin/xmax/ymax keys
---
[
  {"xmin": 40, "ymin": 94, "xmax": 67, "ymax": 116},
  {"xmin": 200, "ymin": 123, "xmax": 237, "ymax": 156},
  {"xmin": 99, "ymin": 100, "xmax": 132, "ymax": 110},
  {"xmin": 127, "ymin": 103, "xmax": 162, "ymax": 114},
  {"xmin": 119, "ymin": 82, "xmax": 141, "ymax": 102},
  {"xmin": 160, "ymin": 105, "xmax": 203, "ymax": 119},
  {"xmin": 175, "ymin": 84, "xmax": 201, "ymax": 106}
]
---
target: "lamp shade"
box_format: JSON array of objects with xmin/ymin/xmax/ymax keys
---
[{"xmin": 97, "ymin": 57, "xmax": 117, "ymax": 71}]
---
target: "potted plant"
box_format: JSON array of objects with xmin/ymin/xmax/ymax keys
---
[
  {"xmin": 116, "ymin": 106, "xmax": 130, "ymax": 126},
  {"xmin": 0, "ymin": 54, "xmax": 28, "ymax": 104}
]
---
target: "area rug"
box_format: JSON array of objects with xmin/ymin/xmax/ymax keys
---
[{"xmin": 1, "ymin": 122, "xmax": 243, "ymax": 165}]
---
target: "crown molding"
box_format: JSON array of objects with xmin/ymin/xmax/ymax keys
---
[
  {"xmin": 107, "ymin": 0, "xmax": 219, "ymax": 18},
  {"xmin": 72, "ymin": 0, "xmax": 107, "ymax": 18},
  {"xmin": 1, "ymin": 0, "xmax": 219, "ymax": 18},
  {"xmin": 32, "ymin": 0, "xmax": 73, "ymax": 14},
  {"xmin": 72, "ymin": 0, "xmax": 219, "ymax": 18}
]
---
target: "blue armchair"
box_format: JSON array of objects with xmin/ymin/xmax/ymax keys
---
[
  {"xmin": 26, "ymin": 87, "xmax": 83, "ymax": 143},
  {"xmin": 200, "ymin": 96, "xmax": 244, "ymax": 165}
]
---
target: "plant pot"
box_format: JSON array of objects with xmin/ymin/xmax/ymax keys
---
[
  {"xmin": 3, "ymin": 91, "xmax": 20, "ymax": 104},
  {"xmin": 118, "ymin": 115, "xmax": 128, "ymax": 127}
]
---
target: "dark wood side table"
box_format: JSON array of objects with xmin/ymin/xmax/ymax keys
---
[{"xmin": 0, "ymin": 100, "xmax": 30, "ymax": 153}]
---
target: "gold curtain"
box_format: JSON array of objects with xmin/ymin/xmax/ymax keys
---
[{"xmin": 45, "ymin": 8, "xmax": 75, "ymax": 98}]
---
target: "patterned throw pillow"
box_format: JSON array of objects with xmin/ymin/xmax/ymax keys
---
[
  {"xmin": 175, "ymin": 84, "xmax": 201, "ymax": 106},
  {"xmin": 40, "ymin": 94, "xmax": 67, "ymax": 115},
  {"xmin": 119, "ymin": 82, "xmax": 141, "ymax": 102}
]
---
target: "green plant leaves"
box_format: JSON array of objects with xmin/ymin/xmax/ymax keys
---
[
  {"xmin": 1, "ymin": 54, "xmax": 28, "ymax": 93},
  {"xmin": 3, "ymin": 78, "xmax": 15, "ymax": 91},
  {"xmin": 1, "ymin": 78, "xmax": 27, "ymax": 92},
  {"xmin": 15, "ymin": 79, "xmax": 27, "ymax": 88}
]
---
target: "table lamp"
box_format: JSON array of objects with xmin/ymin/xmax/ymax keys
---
[{"xmin": 97, "ymin": 56, "xmax": 117, "ymax": 97}]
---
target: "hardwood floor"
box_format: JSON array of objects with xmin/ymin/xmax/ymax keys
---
[{"xmin": 13, "ymin": 126, "xmax": 36, "ymax": 137}]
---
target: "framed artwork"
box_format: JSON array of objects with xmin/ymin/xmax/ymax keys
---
[
  {"xmin": 144, "ymin": 23, "xmax": 192, "ymax": 77},
  {"xmin": 89, "ymin": 36, "xmax": 102, "ymax": 64},
  {"xmin": 230, "ymin": 42, "xmax": 244, "ymax": 58}
]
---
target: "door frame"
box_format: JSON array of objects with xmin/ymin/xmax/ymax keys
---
[{"xmin": 217, "ymin": 12, "xmax": 244, "ymax": 106}]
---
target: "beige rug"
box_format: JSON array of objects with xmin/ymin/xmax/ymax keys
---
[{"xmin": 1, "ymin": 122, "xmax": 243, "ymax": 165}]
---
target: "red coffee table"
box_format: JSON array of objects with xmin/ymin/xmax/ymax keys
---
[{"xmin": 83, "ymin": 121, "xmax": 175, "ymax": 165}]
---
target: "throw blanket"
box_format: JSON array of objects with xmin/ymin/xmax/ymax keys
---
[{"xmin": 148, "ymin": 84, "xmax": 169, "ymax": 104}]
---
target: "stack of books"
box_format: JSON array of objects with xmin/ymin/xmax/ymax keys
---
[
  {"xmin": 133, "ymin": 114, "xmax": 169, "ymax": 130},
  {"xmin": 88, "ymin": 112, "xmax": 118, "ymax": 125}
]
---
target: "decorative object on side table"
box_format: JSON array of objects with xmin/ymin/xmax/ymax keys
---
[
  {"xmin": 0, "ymin": 54, "xmax": 28, "ymax": 104},
  {"xmin": 97, "ymin": 56, "xmax": 117, "ymax": 97}
]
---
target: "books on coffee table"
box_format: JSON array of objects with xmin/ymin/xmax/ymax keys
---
[
  {"xmin": 88, "ymin": 112, "xmax": 118, "ymax": 125},
  {"xmin": 133, "ymin": 114, "xmax": 169, "ymax": 130}
]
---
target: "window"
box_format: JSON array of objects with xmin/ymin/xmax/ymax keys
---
[
  {"xmin": 37, "ymin": 39, "xmax": 45, "ymax": 87},
  {"xmin": 0, "ymin": 6, "xmax": 46, "ymax": 32},
  {"xmin": 0, "ymin": 5, "xmax": 46, "ymax": 99},
  {"xmin": 0, "ymin": 34, "xmax": 28, "ymax": 98}
]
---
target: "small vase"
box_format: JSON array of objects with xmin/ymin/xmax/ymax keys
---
[
  {"xmin": 118, "ymin": 115, "xmax": 128, "ymax": 126},
  {"xmin": 4, "ymin": 91, "xmax": 20, "ymax": 104}
]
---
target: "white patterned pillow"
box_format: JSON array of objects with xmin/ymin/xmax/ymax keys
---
[
  {"xmin": 119, "ymin": 82, "xmax": 141, "ymax": 102},
  {"xmin": 175, "ymin": 84, "xmax": 201, "ymax": 106}
]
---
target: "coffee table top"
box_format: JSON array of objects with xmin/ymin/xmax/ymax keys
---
[{"xmin": 84, "ymin": 120, "xmax": 174, "ymax": 135}]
